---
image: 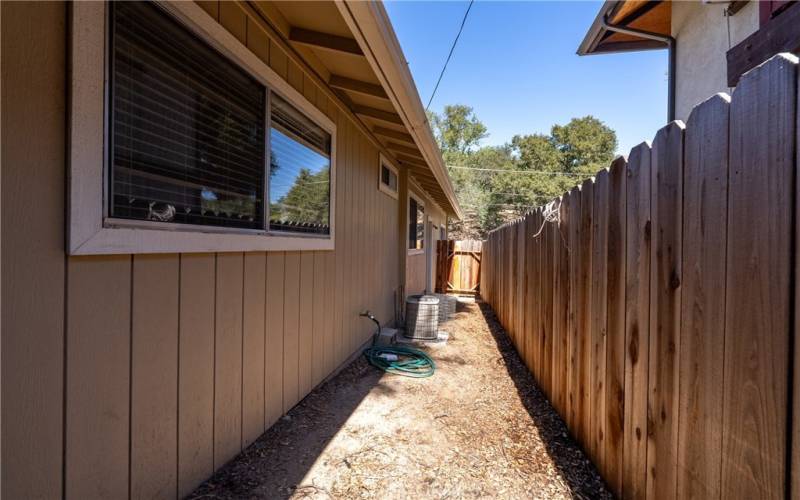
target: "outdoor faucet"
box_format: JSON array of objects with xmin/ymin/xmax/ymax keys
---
[{"xmin": 359, "ymin": 310, "xmax": 381, "ymax": 337}]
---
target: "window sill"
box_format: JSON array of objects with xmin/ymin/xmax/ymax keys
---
[
  {"xmin": 69, "ymin": 225, "xmax": 334, "ymax": 255},
  {"xmin": 379, "ymin": 184, "xmax": 399, "ymax": 200}
]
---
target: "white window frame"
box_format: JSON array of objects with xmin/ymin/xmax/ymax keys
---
[
  {"xmin": 407, "ymin": 191, "xmax": 426, "ymax": 256},
  {"xmin": 68, "ymin": 1, "xmax": 336, "ymax": 255},
  {"xmin": 378, "ymin": 153, "xmax": 399, "ymax": 200}
]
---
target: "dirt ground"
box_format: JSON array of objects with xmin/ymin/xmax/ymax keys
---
[{"xmin": 189, "ymin": 299, "xmax": 612, "ymax": 499}]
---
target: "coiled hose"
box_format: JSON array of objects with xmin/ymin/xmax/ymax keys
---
[{"xmin": 360, "ymin": 311, "xmax": 436, "ymax": 378}]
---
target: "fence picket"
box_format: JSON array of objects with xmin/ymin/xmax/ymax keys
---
[
  {"xmin": 590, "ymin": 169, "xmax": 610, "ymax": 474},
  {"xmin": 623, "ymin": 142, "xmax": 652, "ymax": 500},
  {"xmin": 677, "ymin": 93, "xmax": 730, "ymax": 499},
  {"xmin": 647, "ymin": 121, "xmax": 685, "ymax": 500},
  {"xmin": 721, "ymin": 54, "xmax": 796, "ymax": 500},
  {"xmin": 578, "ymin": 178, "xmax": 594, "ymax": 451},
  {"xmin": 606, "ymin": 156, "xmax": 627, "ymax": 497}
]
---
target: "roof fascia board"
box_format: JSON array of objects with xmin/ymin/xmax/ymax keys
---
[
  {"xmin": 578, "ymin": 0, "xmax": 620, "ymax": 54},
  {"xmin": 334, "ymin": 0, "xmax": 463, "ymax": 220}
]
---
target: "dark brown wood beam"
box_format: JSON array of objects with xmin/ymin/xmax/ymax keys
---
[
  {"xmin": 726, "ymin": 2, "xmax": 800, "ymax": 86},
  {"xmin": 411, "ymin": 178, "xmax": 441, "ymax": 192},
  {"xmin": 408, "ymin": 170, "xmax": 439, "ymax": 188},
  {"xmin": 386, "ymin": 142, "xmax": 422, "ymax": 157},
  {"xmin": 373, "ymin": 127, "xmax": 415, "ymax": 145},
  {"xmin": 407, "ymin": 167, "xmax": 436, "ymax": 181},
  {"xmin": 353, "ymin": 105, "xmax": 403, "ymax": 125},
  {"xmin": 404, "ymin": 161, "xmax": 434, "ymax": 177},
  {"xmin": 288, "ymin": 27, "xmax": 363, "ymax": 56},
  {"xmin": 396, "ymin": 154, "xmax": 429, "ymax": 169},
  {"xmin": 329, "ymin": 75, "xmax": 388, "ymax": 99}
]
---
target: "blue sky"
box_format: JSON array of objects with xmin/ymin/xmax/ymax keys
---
[{"xmin": 384, "ymin": 1, "xmax": 669, "ymax": 156}]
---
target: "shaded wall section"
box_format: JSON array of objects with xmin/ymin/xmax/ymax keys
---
[{"xmin": 1, "ymin": 1, "xmax": 402, "ymax": 498}]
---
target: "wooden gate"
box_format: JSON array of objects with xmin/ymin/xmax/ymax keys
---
[{"xmin": 435, "ymin": 240, "xmax": 482, "ymax": 294}]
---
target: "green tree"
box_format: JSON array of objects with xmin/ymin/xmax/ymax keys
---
[
  {"xmin": 428, "ymin": 105, "xmax": 617, "ymax": 238},
  {"xmin": 272, "ymin": 168, "xmax": 330, "ymax": 229},
  {"xmin": 428, "ymin": 104, "xmax": 488, "ymax": 157},
  {"xmin": 551, "ymin": 116, "xmax": 617, "ymax": 174}
]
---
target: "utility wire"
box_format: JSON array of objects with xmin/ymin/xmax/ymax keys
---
[
  {"xmin": 447, "ymin": 165, "xmax": 586, "ymax": 176},
  {"xmin": 425, "ymin": 0, "xmax": 475, "ymax": 111}
]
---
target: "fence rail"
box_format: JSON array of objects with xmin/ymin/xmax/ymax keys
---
[{"xmin": 480, "ymin": 53, "xmax": 800, "ymax": 499}]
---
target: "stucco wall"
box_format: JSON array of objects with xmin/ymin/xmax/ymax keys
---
[
  {"xmin": 672, "ymin": 1, "xmax": 758, "ymax": 121},
  {"xmin": 1, "ymin": 2, "xmax": 405, "ymax": 498}
]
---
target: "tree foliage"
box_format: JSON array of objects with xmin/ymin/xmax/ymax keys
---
[
  {"xmin": 271, "ymin": 168, "xmax": 330, "ymax": 228},
  {"xmin": 428, "ymin": 106, "xmax": 617, "ymax": 239},
  {"xmin": 428, "ymin": 105, "xmax": 488, "ymax": 156}
]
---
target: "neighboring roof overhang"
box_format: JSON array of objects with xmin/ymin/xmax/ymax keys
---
[
  {"xmin": 250, "ymin": 1, "xmax": 462, "ymax": 220},
  {"xmin": 577, "ymin": 0, "xmax": 671, "ymax": 56}
]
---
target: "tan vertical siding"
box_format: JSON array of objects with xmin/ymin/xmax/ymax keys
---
[
  {"xmin": 283, "ymin": 252, "xmax": 301, "ymax": 411},
  {"xmin": 1, "ymin": 3, "xmax": 66, "ymax": 498},
  {"xmin": 265, "ymin": 253, "xmax": 286, "ymax": 424},
  {"xmin": 66, "ymin": 257, "xmax": 132, "ymax": 500},
  {"xmin": 3, "ymin": 1, "xmax": 404, "ymax": 497},
  {"xmin": 311, "ymin": 252, "xmax": 327, "ymax": 386},
  {"xmin": 131, "ymin": 255, "xmax": 180, "ymax": 500},
  {"xmin": 178, "ymin": 254, "xmax": 216, "ymax": 497},
  {"xmin": 298, "ymin": 252, "xmax": 315, "ymax": 396},
  {"xmin": 214, "ymin": 253, "xmax": 244, "ymax": 467},
  {"xmin": 242, "ymin": 253, "xmax": 266, "ymax": 447}
]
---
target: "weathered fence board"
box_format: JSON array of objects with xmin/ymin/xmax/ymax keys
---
[
  {"xmin": 527, "ymin": 211, "xmax": 539, "ymax": 375},
  {"xmin": 721, "ymin": 54, "xmax": 795, "ymax": 500},
  {"xmin": 554, "ymin": 192, "xmax": 571, "ymax": 418},
  {"xmin": 677, "ymin": 93, "xmax": 730, "ymax": 500},
  {"xmin": 567, "ymin": 187, "xmax": 581, "ymax": 433},
  {"xmin": 605, "ymin": 156, "xmax": 627, "ymax": 497},
  {"xmin": 541, "ymin": 210, "xmax": 555, "ymax": 399},
  {"xmin": 590, "ymin": 169, "xmax": 609, "ymax": 473},
  {"xmin": 517, "ymin": 219, "xmax": 526, "ymax": 359},
  {"xmin": 578, "ymin": 179, "xmax": 594, "ymax": 450},
  {"xmin": 623, "ymin": 142, "xmax": 652, "ymax": 500},
  {"xmin": 646, "ymin": 121, "xmax": 684, "ymax": 500}
]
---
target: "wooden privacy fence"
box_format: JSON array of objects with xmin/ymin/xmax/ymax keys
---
[
  {"xmin": 481, "ymin": 54, "xmax": 800, "ymax": 500},
  {"xmin": 436, "ymin": 240, "xmax": 482, "ymax": 294}
]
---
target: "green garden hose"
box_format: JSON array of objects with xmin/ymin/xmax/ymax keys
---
[
  {"xmin": 363, "ymin": 344, "xmax": 436, "ymax": 378},
  {"xmin": 360, "ymin": 311, "xmax": 435, "ymax": 378}
]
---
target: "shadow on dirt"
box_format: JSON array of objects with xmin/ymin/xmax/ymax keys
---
[{"xmin": 188, "ymin": 358, "xmax": 385, "ymax": 499}]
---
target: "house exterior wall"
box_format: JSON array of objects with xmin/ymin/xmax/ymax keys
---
[
  {"xmin": 672, "ymin": 0, "xmax": 758, "ymax": 121},
  {"xmin": 1, "ymin": 1, "xmax": 407, "ymax": 498},
  {"xmin": 404, "ymin": 184, "xmax": 447, "ymax": 296}
]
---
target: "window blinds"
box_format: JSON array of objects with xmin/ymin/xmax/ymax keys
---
[{"xmin": 110, "ymin": 1, "xmax": 266, "ymax": 229}]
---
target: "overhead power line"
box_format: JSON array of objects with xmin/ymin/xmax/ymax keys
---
[
  {"xmin": 447, "ymin": 165, "xmax": 586, "ymax": 176},
  {"xmin": 426, "ymin": 0, "xmax": 475, "ymax": 111}
]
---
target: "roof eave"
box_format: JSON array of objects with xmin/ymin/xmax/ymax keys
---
[
  {"xmin": 577, "ymin": 0, "xmax": 620, "ymax": 55},
  {"xmin": 334, "ymin": 0, "xmax": 464, "ymax": 221}
]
